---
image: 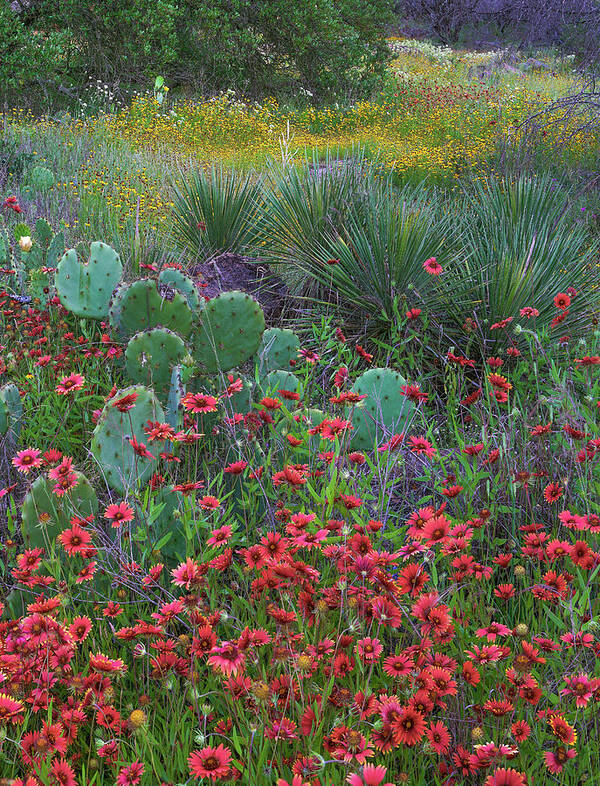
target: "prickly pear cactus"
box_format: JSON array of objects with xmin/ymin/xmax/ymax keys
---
[
  {"xmin": 0, "ymin": 383, "xmax": 23, "ymax": 440},
  {"xmin": 158, "ymin": 268, "xmax": 202, "ymax": 313},
  {"xmin": 20, "ymin": 220, "xmax": 65, "ymax": 275},
  {"xmin": 21, "ymin": 473, "xmax": 98, "ymax": 550},
  {"xmin": 223, "ymin": 374, "xmax": 254, "ymax": 416},
  {"xmin": 91, "ymin": 385, "xmax": 163, "ymax": 493},
  {"xmin": 35, "ymin": 218, "xmax": 54, "ymax": 247},
  {"xmin": 26, "ymin": 268, "xmax": 53, "ymax": 309},
  {"xmin": 109, "ymin": 278, "xmax": 193, "ymax": 340},
  {"xmin": 56, "ymin": 242, "xmax": 122, "ymax": 319},
  {"xmin": 194, "ymin": 290, "xmax": 265, "ymax": 373},
  {"xmin": 261, "ymin": 369, "xmax": 301, "ymax": 396},
  {"xmin": 1, "ymin": 221, "xmax": 24, "ymax": 294},
  {"xmin": 125, "ymin": 328, "xmax": 187, "ymax": 398},
  {"xmin": 0, "ymin": 399, "xmax": 8, "ymax": 435},
  {"xmin": 166, "ymin": 365, "xmax": 185, "ymax": 429},
  {"xmin": 258, "ymin": 327, "xmax": 300, "ymax": 375},
  {"xmin": 349, "ymin": 368, "xmax": 414, "ymax": 450},
  {"xmin": 145, "ymin": 485, "xmax": 186, "ymax": 562}
]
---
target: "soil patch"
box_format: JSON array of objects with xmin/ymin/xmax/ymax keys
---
[{"xmin": 190, "ymin": 253, "xmax": 290, "ymax": 320}]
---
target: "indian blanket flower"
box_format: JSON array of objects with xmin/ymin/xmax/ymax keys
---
[
  {"xmin": 347, "ymin": 764, "xmax": 395, "ymax": 785},
  {"xmin": 188, "ymin": 744, "xmax": 232, "ymax": 780},
  {"xmin": 117, "ymin": 761, "xmax": 145, "ymax": 786},
  {"xmin": 392, "ymin": 708, "xmax": 426, "ymax": 746},
  {"xmin": 423, "ymin": 257, "xmax": 443, "ymax": 275},
  {"xmin": 104, "ymin": 501, "xmax": 135, "ymax": 527},
  {"xmin": 55, "ymin": 373, "xmax": 85, "ymax": 394},
  {"xmin": 89, "ymin": 653, "xmax": 126, "ymax": 673},
  {"xmin": 544, "ymin": 747, "xmax": 577, "ymax": 773},
  {"xmin": 561, "ymin": 673, "xmax": 598, "ymax": 707},
  {"xmin": 484, "ymin": 768, "xmax": 527, "ymax": 786},
  {"xmin": 12, "ymin": 448, "xmax": 43, "ymax": 474},
  {"xmin": 182, "ymin": 392, "xmax": 218, "ymax": 413}
]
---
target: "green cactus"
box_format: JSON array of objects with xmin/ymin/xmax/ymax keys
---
[
  {"xmin": 13, "ymin": 222, "xmax": 31, "ymax": 243},
  {"xmin": 35, "ymin": 218, "xmax": 54, "ymax": 247},
  {"xmin": 0, "ymin": 383, "xmax": 23, "ymax": 440},
  {"xmin": 194, "ymin": 290, "xmax": 265, "ymax": 373},
  {"xmin": 56, "ymin": 242, "xmax": 122, "ymax": 319},
  {"xmin": 158, "ymin": 268, "xmax": 203, "ymax": 313},
  {"xmin": 223, "ymin": 374, "xmax": 254, "ymax": 416},
  {"xmin": 258, "ymin": 328, "xmax": 300, "ymax": 375},
  {"xmin": 349, "ymin": 368, "xmax": 414, "ymax": 450},
  {"xmin": 27, "ymin": 268, "xmax": 53, "ymax": 309},
  {"xmin": 0, "ymin": 399, "xmax": 8, "ymax": 435},
  {"xmin": 91, "ymin": 385, "xmax": 163, "ymax": 493},
  {"xmin": 1, "ymin": 221, "xmax": 24, "ymax": 294},
  {"xmin": 125, "ymin": 328, "xmax": 187, "ymax": 399},
  {"xmin": 261, "ymin": 370, "xmax": 301, "ymax": 397},
  {"xmin": 166, "ymin": 365, "xmax": 185, "ymax": 429},
  {"xmin": 29, "ymin": 166, "xmax": 55, "ymax": 192},
  {"xmin": 109, "ymin": 278, "xmax": 193, "ymax": 341},
  {"xmin": 21, "ymin": 473, "xmax": 98, "ymax": 550},
  {"xmin": 20, "ymin": 220, "xmax": 65, "ymax": 275}
]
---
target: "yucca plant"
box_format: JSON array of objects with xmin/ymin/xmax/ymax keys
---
[
  {"xmin": 263, "ymin": 171, "xmax": 462, "ymax": 337},
  {"xmin": 258, "ymin": 150, "xmax": 388, "ymax": 295},
  {"xmin": 172, "ymin": 166, "xmax": 263, "ymax": 261},
  {"xmin": 438, "ymin": 175, "xmax": 600, "ymax": 352}
]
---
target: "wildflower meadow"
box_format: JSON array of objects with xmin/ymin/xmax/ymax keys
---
[{"xmin": 0, "ymin": 15, "xmax": 599, "ymax": 786}]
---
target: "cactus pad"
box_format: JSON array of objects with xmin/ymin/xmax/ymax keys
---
[
  {"xmin": 109, "ymin": 278, "xmax": 193, "ymax": 340},
  {"xmin": 258, "ymin": 327, "xmax": 300, "ymax": 375},
  {"xmin": 349, "ymin": 368, "xmax": 414, "ymax": 450},
  {"xmin": 0, "ymin": 383, "xmax": 23, "ymax": 440},
  {"xmin": 158, "ymin": 268, "xmax": 202, "ymax": 313},
  {"xmin": 21, "ymin": 473, "xmax": 98, "ymax": 550},
  {"xmin": 125, "ymin": 328, "xmax": 187, "ymax": 398},
  {"xmin": 30, "ymin": 166, "xmax": 55, "ymax": 191},
  {"xmin": 91, "ymin": 385, "xmax": 164, "ymax": 493},
  {"xmin": 194, "ymin": 290, "xmax": 265, "ymax": 373},
  {"xmin": 56, "ymin": 242, "xmax": 122, "ymax": 319},
  {"xmin": 166, "ymin": 365, "xmax": 185, "ymax": 429},
  {"xmin": 261, "ymin": 370, "xmax": 301, "ymax": 396}
]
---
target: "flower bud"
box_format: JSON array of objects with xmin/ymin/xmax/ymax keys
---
[{"xmin": 19, "ymin": 236, "xmax": 32, "ymax": 252}]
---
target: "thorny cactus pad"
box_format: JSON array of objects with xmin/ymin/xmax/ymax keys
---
[
  {"xmin": 194, "ymin": 290, "xmax": 265, "ymax": 373},
  {"xmin": 261, "ymin": 369, "xmax": 301, "ymax": 396},
  {"xmin": 0, "ymin": 383, "xmax": 23, "ymax": 440},
  {"xmin": 158, "ymin": 268, "xmax": 203, "ymax": 313},
  {"xmin": 257, "ymin": 327, "xmax": 300, "ymax": 375},
  {"xmin": 56, "ymin": 241, "xmax": 122, "ymax": 319},
  {"xmin": 125, "ymin": 327, "xmax": 187, "ymax": 399},
  {"xmin": 91, "ymin": 385, "xmax": 164, "ymax": 493},
  {"xmin": 109, "ymin": 278, "xmax": 193, "ymax": 340},
  {"xmin": 349, "ymin": 367, "xmax": 415, "ymax": 450},
  {"xmin": 21, "ymin": 473, "xmax": 98, "ymax": 550}
]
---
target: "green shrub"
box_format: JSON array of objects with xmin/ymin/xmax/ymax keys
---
[
  {"xmin": 34, "ymin": 0, "xmax": 392, "ymax": 99},
  {"xmin": 0, "ymin": 4, "xmax": 38, "ymax": 90}
]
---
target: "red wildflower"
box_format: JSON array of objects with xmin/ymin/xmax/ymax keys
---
[
  {"xmin": 104, "ymin": 501, "xmax": 134, "ymax": 527},
  {"xmin": 188, "ymin": 744, "xmax": 232, "ymax": 780},
  {"xmin": 56, "ymin": 373, "xmax": 85, "ymax": 394},
  {"xmin": 392, "ymin": 707, "xmax": 426, "ymax": 746},
  {"xmin": 12, "ymin": 448, "xmax": 43, "ymax": 474},
  {"xmin": 182, "ymin": 392, "xmax": 218, "ymax": 413},
  {"xmin": 423, "ymin": 257, "xmax": 443, "ymax": 275}
]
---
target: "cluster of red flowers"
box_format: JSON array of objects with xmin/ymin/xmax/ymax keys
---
[{"xmin": 1, "ymin": 280, "xmax": 599, "ymax": 784}]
